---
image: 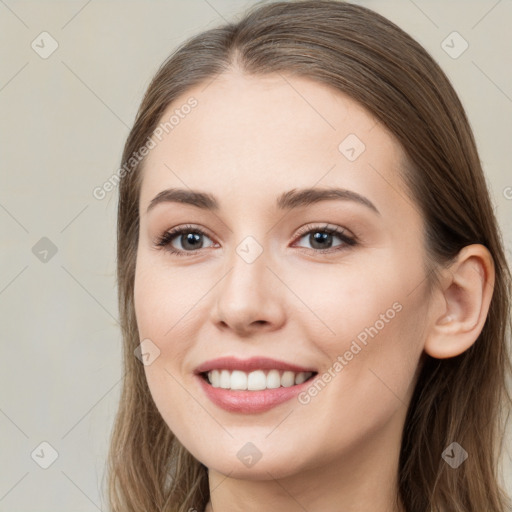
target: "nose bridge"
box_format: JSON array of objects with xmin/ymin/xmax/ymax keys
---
[
  {"xmin": 222, "ymin": 233, "xmax": 270, "ymax": 302},
  {"xmin": 223, "ymin": 213, "xmax": 272, "ymax": 282},
  {"xmin": 212, "ymin": 230, "xmax": 285, "ymax": 332}
]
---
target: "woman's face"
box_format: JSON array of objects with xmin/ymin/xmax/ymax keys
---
[{"xmin": 134, "ymin": 71, "xmax": 432, "ymax": 479}]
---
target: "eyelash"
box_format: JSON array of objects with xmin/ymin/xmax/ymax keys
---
[{"xmin": 154, "ymin": 223, "xmax": 357, "ymax": 257}]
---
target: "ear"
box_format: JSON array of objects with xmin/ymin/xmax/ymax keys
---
[{"xmin": 424, "ymin": 244, "xmax": 495, "ymax": 359}]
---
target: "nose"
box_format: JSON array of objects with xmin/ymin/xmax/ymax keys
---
[{"xmin": 210, "ymin": 242, "xmax": 287, "ymax": 336}]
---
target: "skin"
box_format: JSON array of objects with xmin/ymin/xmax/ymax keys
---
[{"xmin": 133, "ymin": 69, "xmax": 494, "ymax": 512}]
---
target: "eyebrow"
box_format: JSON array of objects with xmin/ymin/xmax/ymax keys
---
[{"xmin": 146, "ymin": 187, "xmax": 380, "ymax": 215}]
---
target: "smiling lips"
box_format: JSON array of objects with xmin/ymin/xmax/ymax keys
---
[{"xmin": 195, "ymin": 356, "xmax": 318, "ymax": 413}]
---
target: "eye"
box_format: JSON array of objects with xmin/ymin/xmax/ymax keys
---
[
  {"xmin": 154, "ymin": 224, "xmax": 216, "ymax": 257},
  {"xmin": 154, "ymin": 223, "xmax": 357, "ymax": 257},
  {"xmin": 293, "ymin": 223, "xmax": 357, "ymax": 253}
]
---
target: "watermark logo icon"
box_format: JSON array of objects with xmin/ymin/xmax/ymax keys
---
[
  {"xmin": 32, "ymin": 237, "xmax": 58, "ymax": 263},
  {"xmin": 31, "ymin": 32, "xmax": 59, "ymax": 59},
  {"xmin": 338, "ymin": 133, "xmax": 366, "ymax": 162},
  {"xmin": 236, "ymin": 236, "xmax": 263, "ymax": 264},
  {"xmin": 237, "ymin": 442, "xmax": 262, "ymax": 468},
  {"xmin": 134, "ymin": 338, "xmax": 161, "ymax": 365},
  {"xmin": 441, "ymin": 31, "xmax": 468, "ymax": 59},
  {"xmin": 31, "ymin": 441, "xmax": 59, "ymax": 469},
  {"xmin": 442, "ymin": 442, "xmax": 468, "ymax": 468}
]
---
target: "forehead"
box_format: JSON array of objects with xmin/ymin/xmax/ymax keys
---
[{"xmin": 139, "ymin": 71, "xmax": 407, "ymax": 214}]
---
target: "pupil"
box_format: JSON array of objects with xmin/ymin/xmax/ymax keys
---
[
  {"xmin": 182, "ymin": 233, "xmax": 201, "ymax": 250},
  {"xmin": 311, "ymin": 232, "xmax": 331, "ymax": 249}
]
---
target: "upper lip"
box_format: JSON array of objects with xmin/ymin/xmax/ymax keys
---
[{"xmin": 194, "ymin": 356, "xmax": 317, "ymax": 374}]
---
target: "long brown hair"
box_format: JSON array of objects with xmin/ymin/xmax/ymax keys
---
[{"xmin": 107, "ymin": 1, "xmax": 512, "ymax": 511}]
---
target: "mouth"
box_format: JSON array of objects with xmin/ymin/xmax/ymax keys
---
[
  {"xmin": 194, "ymin": 357, "xmax": 319, "ymax": 414},
  {"xmin": 199, "ymin": 369, "xmax": 318, "ymax": 391}
]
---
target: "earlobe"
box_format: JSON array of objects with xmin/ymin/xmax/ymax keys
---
[{"xmin": 424, "ymin": 244, "xmax": 495, "ymax": 359}]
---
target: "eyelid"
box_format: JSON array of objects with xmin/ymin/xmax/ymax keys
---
[{"xmin": 293, "ymin": 222, "xmax": 354, "ymax": 240}]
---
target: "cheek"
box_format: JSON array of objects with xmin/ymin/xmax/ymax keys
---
[
  {"xmin": 298, "ymin": 306, "xmax": 424, "ymax": 464},
  {"xmin": 324, "ymin": 288, "xmax": 427, "ymax": 428},
  {"xmin": 300, "ymin": 268, "xmax": 405, "ymax": 356},
  {"xmin": 302, "ymin": 258, "xmax": 427, "ymax": 412},
  {"xmin": 134, "ymin": 261, "xmax": 201, "ymax": 439},
  {"xmin": 134, "ymin": 256, "xmax": 207, "ymax": 340},
  {"xmin": 133, "ymin": 256, "xmax": 213, "ymax": 409}
]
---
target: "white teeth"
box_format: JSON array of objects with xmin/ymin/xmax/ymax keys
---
[
  {"xmin": 219, "ymin": 369, "xmax": 230, "ymax": 389},
  {"xmin": 231, "ymin": 370, "xmax": 247, "ymax": 390},
  {"xmin": 210, "ymin": 369, "xmax": 220, "ymax": 387},
  {"xmin": 206, "ymin": 369, "xmax": 314, "ymax": 390},
  {"xmin": 294, "ymin": 371, "xmax": 308, "ymax": 384},
  {"xmin": 281, "ymin": 371, "xmax": 295, "ymax": 387},
  {"xmin": 266, "ymin": 369, "xmax": 281, "ymax": 389},
  {"xmin": 247, "ymin": 370, "xmax": 267, "ymax": 390}
]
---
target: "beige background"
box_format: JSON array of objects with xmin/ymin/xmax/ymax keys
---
[{"xmin": 1, "ymin": 1, "xmax": 511, "ymax": 510}]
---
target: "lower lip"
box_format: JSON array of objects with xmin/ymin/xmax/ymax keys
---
[{"xmin": 196, "ymin": 373, "xmax": 316, "ymax": 414}]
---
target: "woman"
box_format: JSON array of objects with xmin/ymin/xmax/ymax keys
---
[{"xmin": 107, "ymin": 1, "xmax": 512, "ymax": 511}]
